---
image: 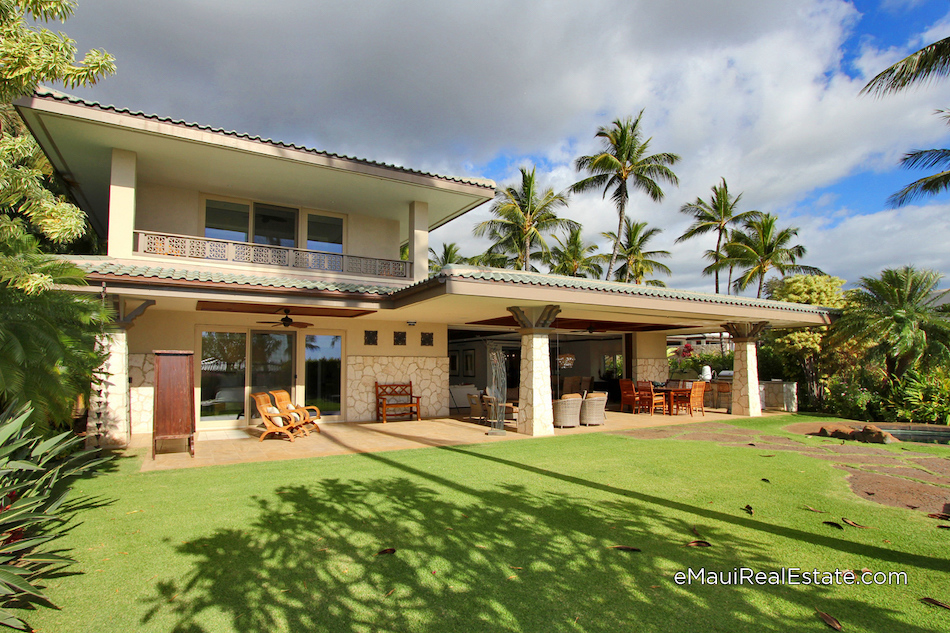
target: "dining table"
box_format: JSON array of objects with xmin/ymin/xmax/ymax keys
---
[{"xmin": 654, "ymin": 386, "xmax": 691, "ymax": 415}]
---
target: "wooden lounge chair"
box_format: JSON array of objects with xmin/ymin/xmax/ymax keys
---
[
  {"xmin": 250, "ymin": 392, "xmax": 308, "ymax": 442},
  {"xmin": 619, "ymin": 379, "xmax": 638, "ymax": 413},
  {"xmin": 269, "ymin": 389, "xmax": 321, "ymax": 433}
]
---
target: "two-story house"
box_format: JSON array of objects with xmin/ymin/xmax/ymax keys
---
[{"xmin": 16, "ymin": 90, "xmax": 836, "ymax": 446}]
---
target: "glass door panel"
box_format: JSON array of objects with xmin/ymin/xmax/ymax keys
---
[
  {"xmin": 305, "ymin": 334, "xmax": 342, "ymax": 415},
  {"xmin": 199, "ymin": 331, "xmax": 247, "ymax": 423},
  {"xmin": 250, "ymin": 331, "xmax": 295, "ymax": 416}
]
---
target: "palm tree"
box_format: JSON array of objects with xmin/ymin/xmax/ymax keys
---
[
  {"xmin": 701, "ymin": 227, "xmax": 747, "ymax": 295},
  {"xmin": 545, "ymin": 228, "xmax": 603, "ymax": 278},
  {"xmin": 676, "ymin": 178, "xmax": 759, "ymax": 293},
  {"xmin": 473, "ymin": 167, "xmax": 576, "ymax": 271},
  {"xmin": 428, "ymin": 242, "xmax": 467, "ymax": 275},
  {"xmin": 862, "ymin": 36, "xmax": 950, "ymax": 96},
  {"xmin": 721, "ymin": 213, "xmax": 821, "ymax": 298},
  {"xmin": 602, "ymin": 219, "xmax": 671, "ymax": 286},
  {"xmin": 571, "ymin": 111, "xmax": 679, "ymax": 280},
  {"xmin": 863, "ymin": 37, "xmax": 950, "ymax": 207},
  {"xmin": 467, "ymin": 249, "xmax": 514, "ymax": 269},
  {"xmin": 831, "ymin": 266, "xmax": 950, "ymax": 383}
]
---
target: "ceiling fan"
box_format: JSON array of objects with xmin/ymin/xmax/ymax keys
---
[{"xmin": 256, "ymin": 309, "xmax": 313, "ymax": 329}]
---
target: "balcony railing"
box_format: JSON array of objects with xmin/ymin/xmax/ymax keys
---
[{"xmin": 133, "ymin": 230, "xmax": 411, "ymax": 279}]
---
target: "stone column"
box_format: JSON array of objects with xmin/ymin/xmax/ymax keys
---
[
  {"xmin": 722, "ymin": 322, "xmax": 768, "ymax": 418},
  {"xmin": 509, "ymin": 305, "xmax": 560, "ymax": 436},
  {"xmin": 88, "ymin": 330, "xmax": 131, "ymax": 448},
  {"xmin": 107, "ymin": 148, "xmax": 137, "ymax": 258},
  {"xmin": 409, "ymin": 201, "xmax": 429, "ymax": 284}
]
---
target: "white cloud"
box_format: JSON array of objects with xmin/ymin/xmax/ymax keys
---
[{"xmin": 53, "ymin": 0, "xmax": 950, "ymax": 291}]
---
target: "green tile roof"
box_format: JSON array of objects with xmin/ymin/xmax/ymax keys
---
[
  {"xmin": 418, "ymin": 265, "xmax": 839, "ymax": 315},
  {"xmin": 74, "ymin": 258, "xmax": 397, "ymax": 296}
]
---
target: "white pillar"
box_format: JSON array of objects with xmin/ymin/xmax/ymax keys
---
[
  {"xmin": 107, "ymin": 149, "xmax": 137, "ymax": 258},
  {"xmin": 508, "ymin": 305, "xmax": 560, "ymax": 436},
  {"xmin": 723, "ymin": 322, "xmax": 768, "ymax": 418},
  {"xmin": 88, "ymin": 330, "xmax": 131, "ymax": 448},
  {"xmin": 409, "ymin": 201, "xmax": 429, "ymax": 284},
  {"xmin": 518, "ymin": 331, "xmax": 555, "ymax": 436},
  {"xmin": 731, "ymin": 339, "xmax": 761, "ymax": 417}
]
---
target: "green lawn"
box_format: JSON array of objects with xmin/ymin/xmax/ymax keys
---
[{"xmin": 26, "ymin": 415, "xmax": 950, "ymax": 632}]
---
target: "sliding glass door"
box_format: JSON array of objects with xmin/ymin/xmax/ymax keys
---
[
  {"xmin": 305, "ymin": 334, "xmax": 342, "ymax": 415},
  {"xmin": 250, "ymin": 331, "xmax": 295, "ymax": 411}
]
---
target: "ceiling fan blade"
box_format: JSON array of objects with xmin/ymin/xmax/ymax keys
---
[
  {"xmin": 290, "ymin": 321, "xmax": 312, "ymax": 328},
  {"xmin": 257, "ymin": 320, "xmax": 281, "ymax": 324}
]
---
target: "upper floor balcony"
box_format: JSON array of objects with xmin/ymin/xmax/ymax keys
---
[{"xmin": 134, "ymin": 230, "xmax": 412, "ymax": 280}]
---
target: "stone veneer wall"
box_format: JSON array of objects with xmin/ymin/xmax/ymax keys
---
[
  {"xmin": 87, "ymin": 332, "xmax": 131, "ymax": 447},
  {"xmin": 732, "ymin": 340, "xmax": 762, "ymax": 417},
  {"xmin": 346, "ymin": 356, "xmax": 449, "ymax": 421},
  {"xmin": 635, "ymin": 358, "xmax": 669, "ymax": 383},
  {"xmin": 129, "ymin": 353, "xmax": 155, "ymax": 434},
  {"xmin": 760, "ymin": 381, "xmax": 798, "ymax": 412}
]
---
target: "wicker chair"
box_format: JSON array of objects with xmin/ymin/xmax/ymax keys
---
[
  {"xmin": 552, "ymin": 394, "xmax": 582, "ymax": 428},
  {"xmin": 250, "ymin": 392, "xmax": 308, "ymax": 442},
  {"xmin": 269, "ymin": 389, "xmax": 321, "ymax": 433},
  {"xmin": 619, "ymin": 379, "xmax": 638, "ymax": 413},
  {"xmin": 580, "ymin": 392, "xmax": 607, "ymax": 426}
]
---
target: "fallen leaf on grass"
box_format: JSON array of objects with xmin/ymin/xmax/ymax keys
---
[
  {"xmin": 742, "ymin": 505, "xmax": 754, "ymax": 516},
  {"xmin": 609, "ymin": 546, "xmax": 641, "ymax": 552},
  {"xmin": 865, "ymin": 492, "xmax": 875, "ymax": 496},
  {"xmin": 691, "ymin": 526, "xmax": 702, "ymax": 537},
  {"xmin": 804, "ymin": 506, "xmax": 828, "ymax": 513},
  {"xmin": 761, "ymin": 478, "xmax": 771, "ymax": 483},
  {"xmin": 927, "ymin": 512, "xmax": 950, "ymax": 521},
  {"xmin": 842, "ymin": 518, "xmax": 873, "ymax": 529},
  {"xmin": 937, "ymin": 525, "xmax": 950, "ymax": 529},
  {"xmin": 921, "ymin": 597, "xmax": 950, "ymax": 610},
  {"xmin": 747, "ymin": 443, "xmax": 755, "ymax": 446},
  {"xmin": 385, "ymin": 589, "xmax": 395, "ymax": 597},
  {"xmin": 376, "ymin": 548, "xmax": 396, "ymax": 556},
  {"xmin": 509, "ymin": 566, "xmax": 523, "ymax": 569},
  {"xmin": 822, "ymin": 521, "xmax": 844, "ymax": 530},
  {"xmin": 816, "ymin": 609, "xmax": 842, "ymax": 630},
  {"xmin": 685, "ymin": 540, "xmax": 712, "ymax": 547},
  {"xmin": 907, "ymin": 505, "xmax": 919, "ymax": 510},
  {"xmin": 761, "ymin": 454, "xmax": 776, "ymax": 458}
]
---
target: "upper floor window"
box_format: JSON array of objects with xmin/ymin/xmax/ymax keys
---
[
  {"xmin": 204, "ymin": 199, "xmax": 344, "ymax": 253},
  {"xmin": 307, "ymin": 215, "xmax": 344, "ymax": 254},
  {"xmin": 205, "ymin": 200, "xmax": 249, "ymax": 242},
  {"xmin": 254, "ymin": 204, "xmax": 296, "ymax": 248}
]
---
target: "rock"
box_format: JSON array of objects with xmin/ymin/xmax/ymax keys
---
[{"xmin": 819, "ymin": 424, "xmax": 856, "ymax": 438}]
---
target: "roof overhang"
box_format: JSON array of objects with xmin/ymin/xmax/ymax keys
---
[
  {"xmin": 15, "ymin": 91, "xmax": 495, "ymax": 240},
  {"xmin": 387, "ymin": 266, "xmax": 838, "ymax": 335}
]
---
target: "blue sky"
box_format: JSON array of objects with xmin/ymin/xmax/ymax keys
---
[{"xmin": 54, "ymin": 0, "xmax": 950, "ymax": 294}]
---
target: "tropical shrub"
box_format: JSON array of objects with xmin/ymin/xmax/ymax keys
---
[
  {"xmin": 887, "ymin": 367, "xmax": 950, "ymax": 425},
  {"xmin": 668, "ymin": 350, "xmax": 734, "ymax": 376},
  {"xmin": 823, "ymin": 369, "xmax": 888, "ymax": 422},
  {"xmin": 0, "ymin": 403, "xmax": 107, "ymax": 630}
]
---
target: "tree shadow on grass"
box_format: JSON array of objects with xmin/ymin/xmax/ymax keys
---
[{"xmin": 141, "ymin": 446, "xmax": 941, "ymax": 633}]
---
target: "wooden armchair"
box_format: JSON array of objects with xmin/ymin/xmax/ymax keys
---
[
  {"xmin": 482, "ymin": 394, "xmax": 518, "ymax": 422},
  {"xmin": 636, "ymin": 382, "xmax": 667, "ymax": 415},
  {"xmin": 673, "ymin": 382, "xmax": 706, "ymax": 416},
  {"xmin": 269, "ymin": 389, "xmax": 321, "ymax": 433},
  {"xmin": 250, "ymin": 392, "xmax": 308, "ymax": 442},
  {"xmin": 619, "ymin": 379, "xmax": 638, "ymax": 413},
  {"xmin": 467, "ymin": 393, "xmax": 486, "ymax": 423}
]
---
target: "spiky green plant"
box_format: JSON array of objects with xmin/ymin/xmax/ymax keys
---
[{"xmin": 0, "ymin": 402, "xmax": 108, "ymax": 630}]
